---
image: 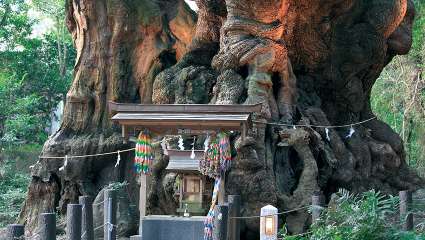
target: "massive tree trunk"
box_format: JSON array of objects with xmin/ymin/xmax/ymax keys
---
[{"xmin": 20, "ymin": 0, "xmax": 423, "ymax": 238}]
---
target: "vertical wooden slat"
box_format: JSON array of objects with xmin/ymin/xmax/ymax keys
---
[
  {"xmin": 139, "ymin": 175, "xmax": 151, "ymax": 217},
  {"xmin": 104, "ymin": 190, "xmax": 117, "ymax": 240},
  {"xmin": 227, "ymin": 195, "xmax": 241, "ymax": 240},
  {"xmin": 312, "ymin": 194, "xmax": 322, "ymax": 224},
  {"xmin": 67, "ymin": 204, "xmax": 82, "ymax": 240},
  {"xmin": 79, "ymin": 196, "xmax": 94, "ymax": 240},
  {"xmin": 218, "ymin": 176, "xmax": 226, "ymax": 205},
  {"xmin": 122, "ymin": 126, "xmax": 129, "ymax": 143},
  {"xmin": 400, "ymin": 190, "xmax": 413, "ymax": 231},
  {"xmin": 200, "ymin": 177, "xmax": 204, "ymax": 210},
  {"xmin": 213, "ymin": 204, "xmax": 229, "ymax": 240},
  {"xmin": 39, "ymin": 213, "xmax": 56, "ymax": 240}
]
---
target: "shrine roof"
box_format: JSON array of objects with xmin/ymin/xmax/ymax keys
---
[
  {"xmin": 109, "ymin": 101, "xmax": 262, "ymax": 114},
  {"xmin": 109, "ymin": 101, "xmax": 261, "ymax": 134},
  {"xmin": 165, "ymin": 150, "xmax": 203, "ymax": 172}
]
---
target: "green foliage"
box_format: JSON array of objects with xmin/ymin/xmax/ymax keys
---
[
  {"xmin": 371, "ymin": 0, "xmax": 425, "ymax": 175},
  {"xmin": 411, "ymin": 0, "xmax": 425, "ymax": 65},
  {"xmin": 0, "ymin": 144, "xmax": 40, "ymax": 227},
  {"xmin": 309, "ymin": 190, "xmax": 400, "ymax": 240},
  {"xmin": 371, "ymin": 57, "xmax": 425, "ymax": 171},
  {"xmin": 0, "ymin": 0, "xmax": 32, "ymax": 50},
  {"xmin": 0, "ymin": 0, "xmax": 75, "ymax": 146},
  {"xmin": 280, "ymin": 190, "xmax": 425, "ymax": 240}
]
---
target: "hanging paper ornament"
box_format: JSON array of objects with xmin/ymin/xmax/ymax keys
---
[
  {"xmin": 59, "ymin": 155, "xmax": 68, "ymax": 171},
  {"xmin": 204, "ymin": 178, "xmax": 221, "ymax": 240},
  {"xmin": 209, "ymin": 138, "xmax": 220, "ymax": 179},
  {"xmin": 191, "ymin": 136, "xmax": 196, "ymax": 159},
  {"xmin": 218, "ymin": 132, "xmax": 232, "ymax": 172},
  {"xmin": 200, "ymin": 136, "xmax": 220, "ymax": 179},
  {"xmin": 115, "ymin": 150, "xmax": 121, "ymax": 168},
  {"xmin": 161, "ymin": 137, "xmax": 168, "ymax": 156},
  {"xmin": 204, "ymin": 208, "xmax": 214, "ymax": 240},
  {"xmin": 204, "ymin": 134, "xmax": 210, "ymax": 153},
  {"xmin": 30, "ymin": 160, "xmax": 41, "ymax": 169},
  {"xmin": 178, "ymin": 135, "xmax": 185, "ymax": 150},
  {"xmin": 325, "ymin": 128, "xmax": 330, "ymax": 142},
  {"xmin": 134, "ymin": 131, "xmax": 154, "ymax": 175},
  {"xmin": 166, "ymin": 141, "xmax": 171, "ymax": 153},
  {"xmin": 346, "ymin": 125, "xmax": 355, "ymax": 139}
]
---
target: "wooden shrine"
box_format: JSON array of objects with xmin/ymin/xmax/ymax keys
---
[
  {"xmin": 108, "ymin": 101, "xmax": 260, "ymax": 219},
  {"xmin": 166, "ymin": 150, "xmax": 210, "ymax": 215}
]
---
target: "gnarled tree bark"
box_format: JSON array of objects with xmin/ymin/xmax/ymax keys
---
[{"xmin": 20, "ymin": 0, "xmax": 423, "ymax": 239}]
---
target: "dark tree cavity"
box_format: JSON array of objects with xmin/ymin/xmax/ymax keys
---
[{"xmin": 19, "ymin": 0, "xmax": 423, "ymax": 239}]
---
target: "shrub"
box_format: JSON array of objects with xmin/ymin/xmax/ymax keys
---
[{"xmin": 279, "ymin": 190, "xmax": 425, "ymax": 240}]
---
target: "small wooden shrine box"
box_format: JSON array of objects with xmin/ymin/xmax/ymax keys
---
[
  {"xmin": 108, "ymin": 101, "xmax": 261, "ymax": 218},
  {"xmin": 166, "ymin": 149, "xmax": 210, "ymax": 215}
]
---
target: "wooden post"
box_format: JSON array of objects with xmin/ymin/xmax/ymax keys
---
[
  {"xmin": 218, "ymin": 176, "xmax": 226, "ymax": 204},
  {"xmin": 104, "ymin": 190, "xmax": 117, "ymax": 240},
  {"xmin": 312, "ymin": 193, "xmax": 322, "ymax": 224},
  {"xmin": 241, "ymin": 123, "xmax": 247, "ymax": 142},
  {"xmin": 139, "ymin": 174, "xmax": 151, "ymax": 235},
  {"xmin": 67, "ymin": 204, "xmax": 82, "ymax": 240},
  {"xmin": 260, "ymin": 205, "xmax": 278, "ymax": 240},
  {"xmin": 139, "ymin": 174, "xmax": 151, "ymax": 217},
  {"xmin": 227, "ymin": 195, "xmax": 241, "ymax": 240},
  {"xmin": 39, "ymin": 213, "xmax": 56, "ymax": 240},
  {"xmin": 122, "ymin": 126, "xmax": 129, "ymax": 143},
  {"xmin": 129, "ymin": 235, "xmax": 142, "ymax": 240},
  {"xmin": 400, "ymin": 190, "xmax": 413, "ymax": 231},
  {"xmin": 7, "ymin": 224, "xmax": 24, "ymax": 240},
  {"xmin": 213, "ymin": 204, "xmax": 229, "ymax": 240},
  {"xmin": 200, "ymin": 177, "xmax": 204, "ymax": 211},
  {"xmin": 79, "ymin": 196, "xmax": 94, "ymax": 240}
]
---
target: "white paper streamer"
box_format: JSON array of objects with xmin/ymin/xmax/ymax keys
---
[
  {"xmin": 191, "ymin": 136, "xmax": 196, "ymax": 159},
  {"xmin": 115, "ymin": 150, "xmax": 121, "ymax": 167},
  {"xmin": 161, "ymin": 138, "xmax": 168, "ymax": 155},
  {"xmin": 204, "ymin": 134, "xmax": 210, "ymax": 153},
  {"xmin": 346, "ymin": 125, "xmax": 355, "ymax": 139},
  {"xmin": 166, "ymin": 141, "xmax": 171, "ymax": 152},
  {"xmin": 178, "ymin": 135, "xmax": 185, "ymax": 150},
  {"xmin": 29, "ymin": 160, "xmax": 40, "ymax": 169},
  {"xmin": 325, "ymin": 128, "xmax": 330, "ymax": 142},
  {"xmin": 59, "ymin": 155, "xmax": 68, "ymax": 171},
  {"xmin": 108, "ymin": 222, "xmax": 114, "ymax": 232}
]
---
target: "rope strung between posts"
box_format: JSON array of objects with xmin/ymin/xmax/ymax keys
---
[
  {"xmin": 229, "ymin": 206, "xmax": 311, "ymax": 219},
  {"xmin": 38, "ymin": 147, "xmax": 136, "ymax": 159},
  {"xmin": 35, "ymin": 117, "xmax": 376, "ymax": 160},
  {"xmin": 252, "ymin": 117, "xmax": 376, "ymax": 129},
  {"xmin": 36, "ymin": 137, "xmax": 176, "ymax": 160},
  {"xmin": 91, "ymin": 196, "xmax": 128, "ymax": 206},
  {"xmin": 92, "ymin": 222, "xmax": 118, "ymax": 232}
]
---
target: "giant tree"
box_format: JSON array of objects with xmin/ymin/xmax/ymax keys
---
[{"xmin": 20, "ymin": 0, "xmax": 423, "ymax": 238}]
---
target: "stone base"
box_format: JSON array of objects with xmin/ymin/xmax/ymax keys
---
[{"xmin": 140, "ymin": 215, "xmax": 205, "ymax": 240}]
